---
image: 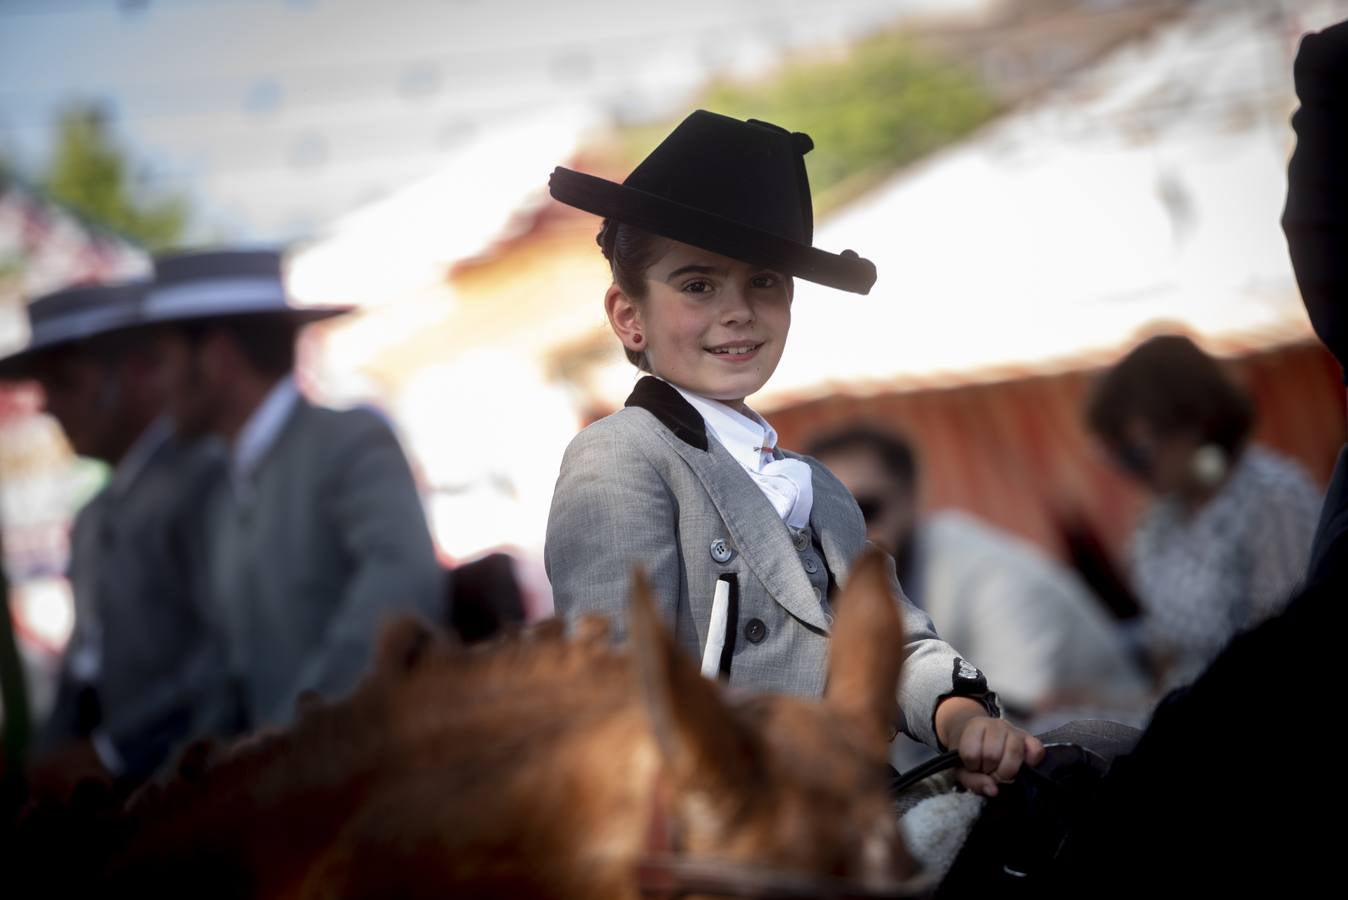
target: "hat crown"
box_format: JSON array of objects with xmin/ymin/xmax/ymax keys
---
[
  {"xmin": 142, "ymin": 247, "xmax": 348, "ymax": 325},
  {"xmin": 623, "ymin": 110, "xmax": 814, "ymax": 246},
  {"xmin": 153, "ymin": 248, "xmax": 284, "ymax": 287},
  {"xmin": 547, "ymin": 109, "xmax": 875, "ymax": 293}
]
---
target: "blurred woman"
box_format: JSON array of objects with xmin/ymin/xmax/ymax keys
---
[{"xmin": 1086, "ymin": 334, "xmax": 1321, "ymax": 688}]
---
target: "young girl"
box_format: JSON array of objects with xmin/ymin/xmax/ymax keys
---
[{"xmin": 545, "ymin": 110, "xmax": 1040, "ymax": 794}]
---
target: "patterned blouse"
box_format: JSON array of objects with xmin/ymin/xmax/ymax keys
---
[{"xmin": 1130, "ymin": 446, "xmax": 1322, "ymax": 688}]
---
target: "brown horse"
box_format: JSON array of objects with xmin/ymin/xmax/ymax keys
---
[{"xmin": 15, "ymin": 550, "xmax": 922, "ymax": 899}]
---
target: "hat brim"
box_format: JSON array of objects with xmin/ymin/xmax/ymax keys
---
[
  {"xmin": 549, "ymin": 167, "xmax": 876, "ymax": 295},
  {"xmin": 0, "ymin": 346, "xmax": 44, "ymax": 379},
  {"xmin": 0, "ymin": 318, "xmax": 147, "ymax": 380},
  {"xmin": 0, "ymin": 307, "xmax": 350, "ymax": 379}
]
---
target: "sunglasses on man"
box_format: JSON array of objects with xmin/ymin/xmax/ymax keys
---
[
  {"xmin": 1111, "ymin": 442, "xmax": 1155, "ymax": 480},
  {"xmin": 853, "ymin": 495, "xmax": 888, "ymax": 524}
]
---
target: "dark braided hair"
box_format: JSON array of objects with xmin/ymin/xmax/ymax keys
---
[
  {"xmin": 597, "ymin": 219, "xmax": 667, "ymax": 371},
  {"xmin": 1086, "ymin": 334, "xmax": 1254, "ymax": 456}
]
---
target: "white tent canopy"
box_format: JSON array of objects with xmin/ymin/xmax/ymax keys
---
[
  {"xmin": 752, "ymin": 3, "xmax": 1315, "ymax": 409},
  {"xmin": 288, "ymin": 105, "xmax": 598, "ymax": 310}
]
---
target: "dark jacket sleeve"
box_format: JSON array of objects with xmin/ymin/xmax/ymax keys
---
[{"xmin": 1283, "ymin": 20, "xmax": 1348, "ymax": 587}]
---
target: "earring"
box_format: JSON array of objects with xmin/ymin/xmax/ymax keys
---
[
  {"xmin": 632, "ymin": 333, "xmax": 643, "ymax": 345},
  {"xmin": 1191, "ymin": 444, "xmax": 1228, "ymax": 489}
]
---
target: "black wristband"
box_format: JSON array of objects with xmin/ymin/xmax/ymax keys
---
[{"xmin": 931, "ymin": 658, "xmax": 1002, "ymax": 750}]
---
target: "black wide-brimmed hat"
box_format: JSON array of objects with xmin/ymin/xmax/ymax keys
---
[
  {"xmin": 0, "ymin": 280, "xmax": 147, "ymax": 379},
  {"xmin": 141, "ymin": 248, "xmax": 352, "ymax": 327},
  {"xmin": 548, "ymin": 110, "xmax": 877, "ymax": 294}
]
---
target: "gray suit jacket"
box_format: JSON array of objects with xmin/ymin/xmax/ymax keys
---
[
  {"xmin": 208, "ymin": 399, "xmax": 443, "ymax": 728},
  {"xmin": 546, "ymin": 377, "xmax": 988, "ymax": 748},
  {"xmin": 44, "ymin": 425, "xmax": 226, "ymax": 776}
]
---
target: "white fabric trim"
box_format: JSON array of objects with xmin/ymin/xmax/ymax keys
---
[{"xmin": 700, "ymin": 577, "xmax": 732, "ymax": 678}]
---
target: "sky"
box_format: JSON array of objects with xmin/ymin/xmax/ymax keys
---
[{"xmin": 0, "ymin": 0, "xmax": 989, "ymax": 242}]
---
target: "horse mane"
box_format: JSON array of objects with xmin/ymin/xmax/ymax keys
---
[
  {"xmin": 128, "ymin": 613, "xmax": 631, "ymax": 816},
  {"xmin": 16, "ymin": 552, "xmax": 917, "ymax": 899},
  {"xmin": 98, "ymin": 613, "xmax": 655, "ymax": 896}
]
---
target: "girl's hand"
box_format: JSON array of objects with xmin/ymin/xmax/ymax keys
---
[
  {"xmin": 935, "ymin": 697, "xmax": 1045, "ymax": 798},
  {"xmin": 951, "ymin": 715, "xmax": 1044, "ymax": 797}
]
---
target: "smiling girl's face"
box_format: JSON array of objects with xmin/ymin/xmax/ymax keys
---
[{"xmin": 605, "ymin": 239, "xmax": 792, "ymax": 409}]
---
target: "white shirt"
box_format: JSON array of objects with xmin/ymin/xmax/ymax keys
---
[
  {"xmin": 233, "ymin": 374, "xmax": 301, "ymax": 489},
  {"xmin": 668, "ymin": 381, "xmax": 814, "ymax": 529}
]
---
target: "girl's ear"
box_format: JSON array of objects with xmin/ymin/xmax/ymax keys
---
[{"xmin": 605, "ymin": 283, "xmax": 646, "ymax": 354}]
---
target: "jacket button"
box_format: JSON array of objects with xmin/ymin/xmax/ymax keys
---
[
  {"xmin": 812, "ymin": 586, "xmax": 823, "ymax": 603},
  {"xmin": 744, "ymin": 618, "xmax": 768, "ymax": 644},
  {"xmin": 791, "ymin": 529, "xmax": 810, "ymax": 551},
  {"xmin": 709, "ymin": 538, "xmax": 734, "ymax": 564},
  {"xmin": 802, "ymin": 556, "xmax": 819, "ymax": 574}
]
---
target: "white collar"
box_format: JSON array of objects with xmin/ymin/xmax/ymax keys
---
[
  {"xmin": 109, "ymin": 416, "xmax": 172, "ymax": 497},
  {"xmin": 667, "ymin": 381, "xmax": 777, "ymax": 472},
  {"xmin": 234, "ymin": 374, "xmax": 301, "ymax": 480},
  {"xmin": 665, "ymin": 379, "xmax": 814, "ymax": 530}
]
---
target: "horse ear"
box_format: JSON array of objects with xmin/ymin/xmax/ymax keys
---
[
  {"xmin": 627, "ymin": 567, "xmax": 759, "ymax": 794},
  {"xmin": 825, "ymin": 547, "xmax": 906, "ymax": 747},
  {"xmin": 375, "ymin": 615, "xmax": 448, "ymax": 675}
]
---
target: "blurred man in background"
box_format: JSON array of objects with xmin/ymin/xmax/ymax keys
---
[
  {"xmin": 143, "ymin": 249, "xmax": 443, "ymax": 731},
  {"xmin": 809, "ymin": 425, "xmax": 1150, "ymax": 720},
  {"xmin": 0, "ymin": 280, "xmax": 224, "ymax": 792}
]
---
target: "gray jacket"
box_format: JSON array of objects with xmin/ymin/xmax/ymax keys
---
[
  {"xmin": 44, "ymin": 424, "xmax": 226, "ymax": 776},
  {"xmin": 546, "ymin": 377, "xmax": 992, "ymax": 748},
  {"xmin": 207, "ymin": 399, "xmax": 443, "ymax": 728}
]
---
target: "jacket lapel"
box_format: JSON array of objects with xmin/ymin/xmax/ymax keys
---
[
  {"xmin": 793, "ymin": 452, "xmax": 860, "ymax": 590},
  {"xmin": 626, "ymin": 378, "xmax": 830, "ymax": 632}
]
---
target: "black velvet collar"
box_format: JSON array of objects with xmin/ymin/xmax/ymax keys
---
[{"xmin": 624, "ymin": 376, "xmax": 709, "ymax": 452}]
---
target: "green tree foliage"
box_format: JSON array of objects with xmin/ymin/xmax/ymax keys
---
[
  {"xmin": 621, "ymin": 33, "xmax": 1000, "ymax": 214},
  {"xmin": 42, "ymin": 103, "xmax": 188, "ymax": 250}
]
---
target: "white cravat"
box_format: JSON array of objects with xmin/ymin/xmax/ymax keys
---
[{"xmin": 669, "ymin": 382, "xmax": 814, "ymax": 529}]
